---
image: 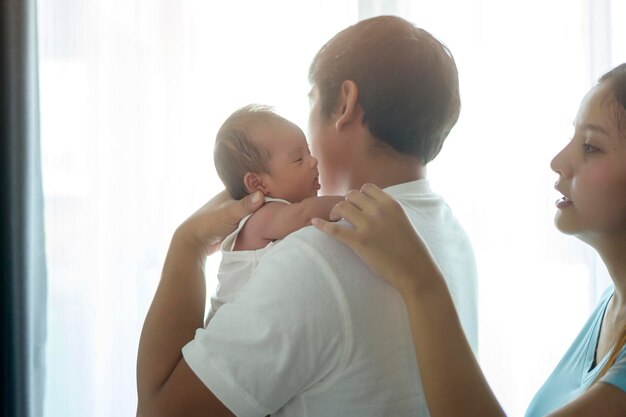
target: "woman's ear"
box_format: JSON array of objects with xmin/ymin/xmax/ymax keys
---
[
  {"xmin": 243, "ymin": 172, "xmax": 270, "ymax": 195},
  {"xmin": 335, "ymin": 80, "xmax": 362, "ymax": 131}
]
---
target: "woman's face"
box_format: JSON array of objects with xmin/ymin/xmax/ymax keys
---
[{"xmin": 551, "ymin": 81, "xmax": 626, "ymax": 243}]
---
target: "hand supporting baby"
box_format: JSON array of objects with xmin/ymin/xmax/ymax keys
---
[{"xmin": 175, "ymin": 189, "xmax": 264, "ymax": 256}]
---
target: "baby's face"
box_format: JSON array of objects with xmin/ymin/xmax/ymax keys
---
[{"xmin": 256, "ymin": 124, "xmax": 320, "ymax": 203}]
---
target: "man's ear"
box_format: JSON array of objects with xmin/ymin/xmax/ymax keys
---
[
  {"xmin": 243, "ymin": 172, "xmax": 270, "ymax": 195},
  {"xmin": 335, "ymin": 80, "xmax": 362, "ymax": 131}
]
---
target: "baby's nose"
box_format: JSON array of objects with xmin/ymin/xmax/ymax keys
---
[{"xmin": 310, "ymin": 155, "xmax": 318, "ymax": 168}]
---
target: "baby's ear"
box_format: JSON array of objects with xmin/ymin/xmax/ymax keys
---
[{"xmin": 243, "ymin": 172, "xmax": 269, "ymax": 195}]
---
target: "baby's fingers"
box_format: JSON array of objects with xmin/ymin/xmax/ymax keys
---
[{"xmin": 329, "ymin": 200, "xmax": 368, "ymax": 229}]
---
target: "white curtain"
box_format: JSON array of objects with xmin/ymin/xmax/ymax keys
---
[{"xmin": 38, "ymin": 1, "xmax": 623, "ymax": 416}]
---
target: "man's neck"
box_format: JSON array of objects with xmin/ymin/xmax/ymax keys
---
[{"xmin": 344, "ymin": 149, "xmax": 426, "ymax": 193}]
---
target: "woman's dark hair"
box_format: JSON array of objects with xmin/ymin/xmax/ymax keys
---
[{"xmin": 309, "ymin": 15, "xmax": 460, "ymax": 164}]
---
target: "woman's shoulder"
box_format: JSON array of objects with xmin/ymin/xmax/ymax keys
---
[{"xmin": 600, "ymin": 336, "xmax": 626, "ymax": 392}]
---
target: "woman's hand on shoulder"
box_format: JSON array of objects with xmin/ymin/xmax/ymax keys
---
[
  {"xmin": 312, "ymin": 183, "xmax": 443, "ymax": 297},
  {"xmin": 176, "ymin": 190, "xmax": 264, "ymax": 256}
]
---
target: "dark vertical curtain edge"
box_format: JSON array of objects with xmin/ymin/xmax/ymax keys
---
[{"xmin": 1, "ymin": 1, "xmax": 48, "ymax": 417}]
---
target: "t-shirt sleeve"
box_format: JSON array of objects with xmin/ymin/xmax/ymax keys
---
[
  {"xmin": 600, "ymin": 345, "xmax": 626, "ymax": 392},
  {"xmin": 182, "ymin": 238, "xmax": 349, "ymax": 417}
]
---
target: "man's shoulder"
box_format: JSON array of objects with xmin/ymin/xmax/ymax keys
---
[
  {"xmin": 260, "ymin": 225, "xmax": 322, "ymax": 256},
  {"xmin": 281, "ymin": 222, "xmax": 354, "ymax": 256},
  {"xmin": 245, "ymin": 225, "xmax": 354, "ymax": 316},
  {"xmin": 255, "ymin": 223, "xmax": 359, "ymax": 276}
]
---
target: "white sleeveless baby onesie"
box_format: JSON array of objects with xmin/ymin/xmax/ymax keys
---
[{"xmin": 206, "ymin": 197, "xmax": 290, "ymax": 324}]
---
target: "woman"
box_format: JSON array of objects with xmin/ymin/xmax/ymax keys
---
[{"xmin": 312, "ymin": 63, "xmax": 626, "ymax": 416}]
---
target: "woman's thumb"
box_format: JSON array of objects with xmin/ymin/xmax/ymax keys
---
[{"xmin": 223, "ymin": 191, "xmax": 264, "ymax": 226}]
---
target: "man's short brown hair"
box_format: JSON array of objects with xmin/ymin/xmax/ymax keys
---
[{"xmin": 309, "ymin": 15, "xmax": 460, "ymax": 164}]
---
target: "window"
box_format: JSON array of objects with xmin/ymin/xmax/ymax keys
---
[{"xmin": 38, "ymin": 1, "xmax": 623, "ymax": 416}]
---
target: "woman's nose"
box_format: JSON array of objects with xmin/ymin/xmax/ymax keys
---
[
  {"xmin": 549, "ymin": 153, "xmax": 560, "ymax": 174},
  {"xmin": 550, "ymin": 142, "xmax": 569, "ymax": 177}
]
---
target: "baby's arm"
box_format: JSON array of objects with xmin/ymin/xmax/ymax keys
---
[
  {"xmin": 206, "ymin": 196, "xmax": 341, "ymax": 322},
  {"xmin": 257, "ymin": 195, "xmax": 344, "ymax": 241}
]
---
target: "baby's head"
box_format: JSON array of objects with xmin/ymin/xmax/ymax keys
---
[{"xmin": 214, "ymin": 104, "xmax": 321, "ymax": 202}]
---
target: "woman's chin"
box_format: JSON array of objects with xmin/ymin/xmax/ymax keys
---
[{"xmin": 553, "ymin": 213, "xmax": 578, "ymax": 236}]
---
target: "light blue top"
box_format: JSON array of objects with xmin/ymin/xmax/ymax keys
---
[{"xmin": 525, "ymin": 287, "xmax": 626, "ymax": 417}]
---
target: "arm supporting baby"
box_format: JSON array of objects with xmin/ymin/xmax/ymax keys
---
[
  {"xmin": 136, "ymin": 190, "xmax": 263, "ymax": 417},
  {"xmin": 259, "ymin": 195, "xmax": 345, "ymax": 241}
]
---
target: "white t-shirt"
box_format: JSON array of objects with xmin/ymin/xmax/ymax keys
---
[{"xmin": 183, "ymin": 179, "xmax": 478, "ymax": 417}]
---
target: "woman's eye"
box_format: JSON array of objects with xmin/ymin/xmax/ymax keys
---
[{"xmin": 583, "ymin": 143, "xmax": 599, "ymax": 153}]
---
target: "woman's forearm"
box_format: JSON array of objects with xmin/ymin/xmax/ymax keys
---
[{"xmin": 401, "ymin": 271, "xmax": 506, "ymax": 417}]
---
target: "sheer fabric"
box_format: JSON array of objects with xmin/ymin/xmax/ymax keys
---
[{"xmin": 38, "ymin": 1, "xmax": 623, "ymax": 416}]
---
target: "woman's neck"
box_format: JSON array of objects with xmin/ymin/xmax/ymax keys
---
[{"xmin": 593, "ymin": 235, "xmax": 626, "ymax": 309}]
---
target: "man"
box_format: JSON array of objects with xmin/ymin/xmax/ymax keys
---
[{"xmin": 137, "ymin": 15, "xmax": 477, "ymax": 417}]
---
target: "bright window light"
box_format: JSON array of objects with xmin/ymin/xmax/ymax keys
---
[{"xmin": 38, "ymin": 1, "xmax": 623, "ymax": 416}]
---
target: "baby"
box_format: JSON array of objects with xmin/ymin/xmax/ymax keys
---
[{"xmin": 207, "ymin": 104, "xmax": 343, "ymax": 321}]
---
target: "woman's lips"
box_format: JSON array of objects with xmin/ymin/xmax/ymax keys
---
[{"xmin": 555, "ymin": 196, "xmax": 573, "ymax": 209}]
